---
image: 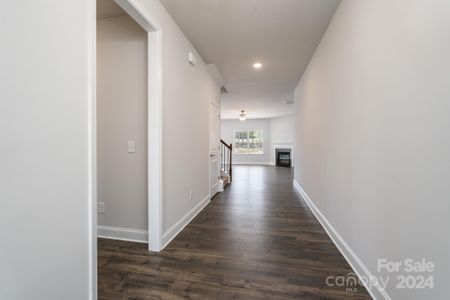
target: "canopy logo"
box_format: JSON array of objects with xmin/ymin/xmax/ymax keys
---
[{"xmin": 325, "ymin": 272, "xmax": 388, "ymax": 294}]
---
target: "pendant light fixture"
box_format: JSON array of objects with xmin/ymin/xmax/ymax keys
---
[{"xmin": 239, "ymin": 110, "xmax": 246, "ymax": 121}]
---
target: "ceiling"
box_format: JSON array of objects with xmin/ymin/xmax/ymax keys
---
[
  {"xmin": 160, "ymin": 0, "xmax": 340, "ymax": 119},
  {"xmin": 97, "ymin": 0, "xmax": 126, "ymax": 19}
]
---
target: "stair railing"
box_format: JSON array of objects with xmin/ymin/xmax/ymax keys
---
[{"xmin": 220, "ymin": 139, "xmax": 232, "ymax": 183}]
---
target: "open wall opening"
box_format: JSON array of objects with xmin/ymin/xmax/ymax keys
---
[
  {"xmin": 220, "ymin": 114, "xmax": 294, "ymax": 167},
  {"xmin": 96, "ymin": 0, "xmax": 148, "ymax": 243}
]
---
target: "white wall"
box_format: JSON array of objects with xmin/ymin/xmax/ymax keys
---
[
  {"xmin": 129, "ymin": 0, "xmax": 221, "ymax": 244},
  {"xmin": 221, "ymin": 119, "xmax": 272, "ymax": 165},
  {"xmin": 1, "ymin": 0, "xmax": 221, "ymax": 297},
  {"xmin": 0, "ymin": 1, "xmax": 94, "ymax": 299},
  {"xmin": 294, "ymin": 1, "xmax": 450, "ymax": 299},
  {"xmin": 97, "ymin": 15, "xmax": 148, "ymax": 233},
  {"xmin": 270, "ymin": 114, "xmax": 294, "ymax": 145}
]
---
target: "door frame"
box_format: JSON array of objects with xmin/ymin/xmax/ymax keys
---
[
  {"xmin": 88, "ymin": 0, "xmax": 163, "ymax": 298},
  {"xmin": 209, "ymin": 102, "xmax": 221, "ymax": 197}
]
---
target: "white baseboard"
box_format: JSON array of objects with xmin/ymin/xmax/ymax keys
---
[
  {"xmin": 232, "ymin": 161, "xmax": 272, "ymax": 166},
  {"xmin": 210, "ymin": 180, "xmax": 220, "ymax": 196},
  {"xmin": 162, "ymin": 194, "xmax": 210, "ymax": 249},
  {"xmin": 97, "ymin": 225, "xmax": 148, "ymax": 244},
  {"xmin": 293, "ymin": 180, "xmax": 391, "ymax": 300}
]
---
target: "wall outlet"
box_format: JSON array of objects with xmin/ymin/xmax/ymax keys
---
[
  {"xmin": 189, "ymin": 191, "xmax": 193, "ymax": 201},
  {"xmin": 98, "ymin": 202, "xmax": 105, "ymax": 214}
]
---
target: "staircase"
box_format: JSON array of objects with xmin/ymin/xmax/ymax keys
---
[{"xmin": 220, "ymin": 139, "xmax": 232, "ymax": 189}]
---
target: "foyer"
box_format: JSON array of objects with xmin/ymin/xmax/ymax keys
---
[{"xmin": 3, "ymin": 0, "xmax": 449, "ymax": 299}]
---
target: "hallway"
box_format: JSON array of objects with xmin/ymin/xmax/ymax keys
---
[{"xmin": 98, "ymin": 166, "xmax": 370, "ymax": 299}]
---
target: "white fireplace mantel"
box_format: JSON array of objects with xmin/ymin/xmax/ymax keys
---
[{"xmin": 272, "ymin": 143, "xmax": 294, "ymax": 167}]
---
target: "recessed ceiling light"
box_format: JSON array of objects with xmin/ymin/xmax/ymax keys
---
[{"xmin": 253, "ymin": 62, "xmax": 262, "ymax": 69}]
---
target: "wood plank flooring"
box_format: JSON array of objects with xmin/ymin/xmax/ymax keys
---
[{"xmin": 98, "ymin": 165, "xmax": 371, "ymax": 299}]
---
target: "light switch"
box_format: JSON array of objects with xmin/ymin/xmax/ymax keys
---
[
  {"xmin": 128, "ymin": 141, "xmax": 135, "ymax": 153},
  {"xmin": 98, "ymin": 202, "xmax": 105, "ymax": 214}
]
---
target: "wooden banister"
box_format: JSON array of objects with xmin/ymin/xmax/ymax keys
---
[
  {"xmin": 220, "ymin": 139, "xmax": 233, "ymax": 183},
  {"xmin": 220, "ymin": 139, "xmax": 232, "ymax": 150},
  {"xmin": 229, "ymin": 143, "xmax": 232, "ymax": 182}
]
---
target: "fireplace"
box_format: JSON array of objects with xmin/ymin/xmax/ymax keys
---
[{"xmin": 276, "ymin": 148, "xmax": 292, "ymax": 167}]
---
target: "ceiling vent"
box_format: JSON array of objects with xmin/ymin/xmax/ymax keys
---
[{"xmin": 284, "ymin": 93, "xmax": 294, "ymax": 104}]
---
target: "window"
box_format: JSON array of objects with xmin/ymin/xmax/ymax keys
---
[{"xmin": 234, "ymin": 130, "xmax": 263, "ymax": 154}]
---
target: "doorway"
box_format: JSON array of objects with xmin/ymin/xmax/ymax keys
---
[
  {"xmin": 97, "ymin": 0, "xmax": 148, "ymax": 243},
  {"xmin": 95, "ymin": 0, "xmax": 163, "ymax": 254},
  {"xmin": 94, "ymin": 0, "xmax": 163, "ymax": 296},
  {"xmin": 209, "ymin": 103, "xmax": 221, "ymax": 197}
]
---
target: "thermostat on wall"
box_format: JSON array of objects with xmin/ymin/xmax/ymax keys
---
[{"xmin": 188, "ymin": 52, "xmax": 196, "ymax": 66}]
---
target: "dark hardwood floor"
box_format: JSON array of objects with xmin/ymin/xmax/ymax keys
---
[{"xmin": 98, "ymin": 165, "xmax": 371, "ymax": 299}]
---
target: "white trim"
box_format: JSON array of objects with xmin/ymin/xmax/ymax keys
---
[
  {"xmin": 87, "ymin": 0, "xmax": 97, "ymax": 299},
  {"xmin": 232, "ymin": 161, "xmax": 272, "ymax": 166},
  {"xmin": 209, "ymin": 103, "xmax": 221, "ymax": 203},
  {"xmin": 293, "ymin": 180, "xmax": 391, "ymax": 300},
  {"xmin": 272, "ymin": 143, "xmax": 294, "ymax": 167},
  {"xmin": 162, "ymin": 194, "xmax": 211, "ymax": 249},
  {"xmin": 210, "ymin": 181, "xmax": 220, "ymax": 197},
  {"xmin": 115, "ymin": 0, "xmax": 159, "ymax": 31},
  {"xmin": 147, "ymin": 29, "xmax": 163, "ymax": 252},
  {"xmin": 97, "ymin": 226, "xmax": 148, "ymax": 243},
  {"xmin": 114, "ymin": 0, "xmax": 163, "ymax": 252}
]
